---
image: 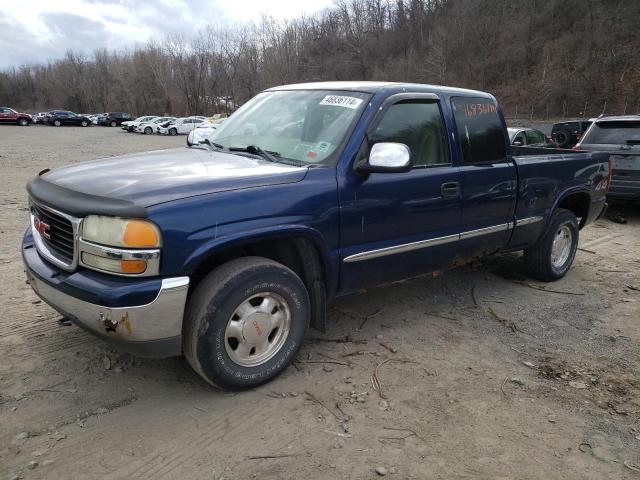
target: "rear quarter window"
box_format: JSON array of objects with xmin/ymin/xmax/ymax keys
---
[
  {"xmin": 582, "ymin": 121, "xmax": 640, "ymax": 144},
  {"xmin": 451, "ymin": 97, "xmax": 506, "ymax": 163}
]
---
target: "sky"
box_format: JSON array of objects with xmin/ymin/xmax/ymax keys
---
[{"xmin": 0, "ymin": 0, "xmax": 333, "ymax": 69}]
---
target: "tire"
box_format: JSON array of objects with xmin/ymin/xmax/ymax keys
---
[
  {"xmin": 81, "ymin": 120, "xmax": 88, "ymax": 127},
  {"xmin": 169, "ymin": 128, "xmax": 177, "ymax": 136},
  {"xmin": 183, "ymin": 257, "xmax": 310, "ymax": 390},
  {"xmin": 524, "ymin": 208, "xmax": 579, "ymax": 281},
  {"xmin": 554, "ymin": 129, "xmax": 571, "ymax": 148},
  {"xmin": 110, "ymin": 120, "xmax": 117, "ymax": 127},
  {"xmin": 18, "ymin": 118, "xmax": 29, "ymax": 126},
  {"xmin": 144, "ymin": 126, "xmax": 153, "ymax": 135},
  {"xmin": 53, "ymin": 120, "xmax": 61, "ymax": 127}
]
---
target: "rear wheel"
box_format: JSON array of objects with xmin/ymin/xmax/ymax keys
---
[
  {"xmin": 524, "ymin": 208, "xmax": 579, "ymax": 281},
  {"xmin": 183, "ymin": 257, "xmax": 310, "ymax": 390}
]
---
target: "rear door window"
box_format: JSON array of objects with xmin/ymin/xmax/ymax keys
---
[
  {"xmin": 525, "ymin": 130, "xmax": 546, "ymax": 145},
  {"xmin": 582, "ymin": 121, "xmax": 640, "ymax": 144},
  {"xmin": 451, "ymin": 97, "xmax": 506, "ymax": 163}
]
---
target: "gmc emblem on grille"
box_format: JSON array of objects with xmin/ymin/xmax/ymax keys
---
[{"xmin": 34, "ymin": 217, "xmax": 51, "ymax": 239}]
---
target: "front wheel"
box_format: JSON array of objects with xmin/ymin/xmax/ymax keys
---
[
  {"xmin": 169, "ymin": 128, "xmax": 177, "ymax": 136},
  {"xmin": 81, "ymin": 120, "xmax": 88, "ymax": 127},
  {"xmin": 183, "ymin": 257, "xmax": 310, "ymax": 390},
  {"xmin": 144, "ymin": 126, "xmax": 152, "ymax": 135},
  {"xmin": 524, "ymin": 208, "xmax": 579, "ymax": 281},
  {"xmin": 53, "ymin": 120, "xmax": 61, "ymax": 127},
  {"xmin": 19, "ymin": 118, "xmax": 29, "ymax": 126},
  {"xmin": 110, "ymin": 120, "xmax": 117, "ymax": 127}
]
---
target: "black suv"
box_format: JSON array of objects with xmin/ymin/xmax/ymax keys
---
[
  {"xmin": 551, "ymin": 120, "xmax": 592, "ymax": 148},
  {"xmin": 99, "ymin": 112, "xmax": 132, "ymax": 127},
  {"xmin": 46, "ymin": 111, "xmax": 91, "ymax": 127}
]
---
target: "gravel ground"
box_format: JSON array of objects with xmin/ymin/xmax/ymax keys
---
[{"xmin": 1, "ymin": 125, "xmax": 639, "ymax": 480}]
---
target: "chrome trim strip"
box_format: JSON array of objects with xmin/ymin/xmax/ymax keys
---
[
  {"xmin": 515, "ymin": 216, "xmax": 544, "ymax": 227},
  {"xmin": 459, "ymin": 222, "xmax": 512, "ymax": 240},
  {"xmin": 29, "ymin": 202, "xmax": 82, "ymax": 271},
  {"xmin": 343, "ymin": 221, "xmax": 518, "ymax": 263},
  {"xmin": 343, "ymin": 233, "xmax": 459, "ymax": 263},
  {"xmin": 79, "ymin": 239, "xmax": 161, "ymax": 277}
]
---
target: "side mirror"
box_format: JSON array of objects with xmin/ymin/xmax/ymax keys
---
[
  {"xmin": 187, "ymin": 130, "xmax": 195, "ymax": 147},
  {"xmin": 356, "ymin": 142, "xmax": 411, "ymax": 173}
]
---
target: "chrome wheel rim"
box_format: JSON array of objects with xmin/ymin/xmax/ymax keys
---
[
  {"xmin": 551, "ymin": 225, "xmax": 572, "ymax": 268},
  {"xmin": 224, "ymin": 292, "xmax": 291, "ymax": 367}
]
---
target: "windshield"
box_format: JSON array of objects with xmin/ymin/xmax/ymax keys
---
[
  {"xmin": 582, "ymin": 121, "xmax": 640, "ymax": 145},
  {"xmin": 207, "ymin": 90, "xmax": 370, "ymax": 165}
]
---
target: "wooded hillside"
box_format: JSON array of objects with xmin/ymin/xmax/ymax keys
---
[{"xmin": 1, "ymin": 0, "xmax": 638, "ymax": 118}]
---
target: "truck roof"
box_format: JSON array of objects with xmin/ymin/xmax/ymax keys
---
[{"xmin": 267, "ymin": 81, "xmax": 492, "ymax": 98}]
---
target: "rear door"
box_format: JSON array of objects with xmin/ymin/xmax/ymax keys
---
[
  {"xmin": 0, "ymin": 107, "xmax": 16, "ymax": 123},
  {"xmin": 450, "ymin": 96, "xmax": 517, "ymax": 256}
]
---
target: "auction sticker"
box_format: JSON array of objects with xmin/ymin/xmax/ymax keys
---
[{"xmin": 319, "ymin": 95, "xmax": 363, "ymax": 109}]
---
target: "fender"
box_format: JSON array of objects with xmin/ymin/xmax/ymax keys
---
[
  {"xmin": 549, "ymin": 185, "xmax": 592, "ymax": 229},
  {"xmin": 182, "ymin": 224, "xmax": 339, "ymax": 294}
]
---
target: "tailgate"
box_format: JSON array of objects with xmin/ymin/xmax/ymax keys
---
[{"xmin": 609, "ymin": 152, "xmax": 640, "ymax": 199}]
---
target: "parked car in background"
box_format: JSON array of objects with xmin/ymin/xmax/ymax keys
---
[
  {"xmin": 23, "ymin": 82, "xmax": 609, "ymax": 390},
  {"xmin": 135, "ymin": 116, "xmax": 175, "ymax": 134},
  {"xmin": 46, "ymin": 111, "xmax": 91, "ymax": 127},
  {"xmin": 575, "ymin": 115, "xmax": 640, "ymax": 201},
  {"xmin": 99, "ymin": 112, "xmax": 132, "ymax": 127},
  {"xmin": 33, "ymin": 112, "xmax": 47, "ymax": 124},
  {"xmin": 0, "ymin": 107, "xmax": 32, "ymax": 126},
  {"xmin": 158, "ymin": 117, "xmax": 205, "ymax": 135},
  {"xmin": 186, "ymin": 123, "xmax": 220, "ymax": 146},
  {"xmin": 121, "ymin": 116, "xmax": 157, "ymax": 132},
  {"xmin": 508, "ymin": 128, "xmax": 555, "ymax": 147},
  {"xmin": 551, "ymin": 120, "xmax": 592, "ymax": 148},
  {"xmin": 92, "ymin": 113, "xmax": 107, "ymax": 125}
]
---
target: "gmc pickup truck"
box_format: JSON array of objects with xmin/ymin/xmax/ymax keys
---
[{"xmin": 23, "ymin": 82, "xmax": 610, "ymax": 389}]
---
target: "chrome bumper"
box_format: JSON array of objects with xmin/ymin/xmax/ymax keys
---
[{"xmin": 26, "ymin": 269, "xmax": 189, "ymax": 357}]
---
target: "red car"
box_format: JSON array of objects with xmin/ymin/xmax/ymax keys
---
[{"xmin": 0, "ymin": 107, "xmax": 32, "ymax": 126}]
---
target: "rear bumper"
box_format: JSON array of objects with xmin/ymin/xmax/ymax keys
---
[
  {"xmin": 607, "ymin": 172, "xmax": 640, "ymax": 200},
  {"xmin": 22, "ymin": 231, "xmax": 188, "ymax": 358}
]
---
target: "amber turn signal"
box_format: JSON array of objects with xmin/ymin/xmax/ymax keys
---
[
  {"xmin": 123, "ymin": 220, "xmax": 160, "ymax": 248},
  {"xmin": 120, "ymin": 259, "xmax": 147, "ymax": 274}
]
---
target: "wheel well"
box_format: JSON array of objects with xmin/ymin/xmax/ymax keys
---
[
  {"xmin": 558, "ymin": 192, "xmax": 590, "ymax": 228},
  {"xmin": 190, "ymin": 236, "xmax": 328, "ymax": 331}
]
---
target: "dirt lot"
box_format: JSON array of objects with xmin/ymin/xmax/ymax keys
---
[{"xmin": 1, "ymin": 125, "xmax": 639, "ymax": 479}]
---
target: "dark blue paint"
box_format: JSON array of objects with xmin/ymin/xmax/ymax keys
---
[{"xmin": 22, "ymin": 82, "xmax": 609, "ymax": 309}]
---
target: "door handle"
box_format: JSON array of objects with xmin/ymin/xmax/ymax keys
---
[{"xmin": 441, "ymin": 182, "xmax": 460, "ymax": 198}]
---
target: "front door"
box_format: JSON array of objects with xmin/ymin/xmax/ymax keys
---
[{"xmin": 339, "ymin": 96, "xmax": 461, "ymax": 293}]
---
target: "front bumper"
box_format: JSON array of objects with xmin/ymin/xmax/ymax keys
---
[{"xmin": 23, "ymin": 232, "xmax": 189, "ymax": 357}]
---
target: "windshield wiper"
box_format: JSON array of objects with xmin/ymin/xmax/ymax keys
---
[
  {"xmin": 201, "ymin": 138, "xmax": 226, "ymax": 150},
  {"xmin": 229, "ymin": 145, "xmax": 281, "ymax": 163}
]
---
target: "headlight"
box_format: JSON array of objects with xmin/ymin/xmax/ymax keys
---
[{"xmin": 82, "ymin": 216, "xmax": 161, "ymax": 248}]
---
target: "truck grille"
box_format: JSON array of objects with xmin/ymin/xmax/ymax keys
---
[{"xmin": 31, "ymin": 203, "xmax": 76, "ymax": 265}]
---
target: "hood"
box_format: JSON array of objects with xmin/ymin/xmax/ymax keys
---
[{"xmin": 40, "ymin": 147, "xmax": 308, "ymax": 208}]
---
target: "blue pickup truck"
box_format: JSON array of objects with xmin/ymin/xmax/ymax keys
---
[{"xmin": 23, "ymin": 82, "xmax": 610, "ymax": 389}]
